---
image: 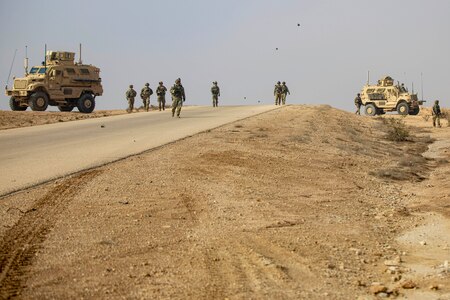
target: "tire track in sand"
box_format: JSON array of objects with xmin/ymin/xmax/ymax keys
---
[{"xmin": 0, "ymin": 170, "xmax": 102, "ymax": 299}]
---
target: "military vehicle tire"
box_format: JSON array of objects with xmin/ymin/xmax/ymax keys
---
[
  {"xmin": 28, "ymin": 92, "xmax": 49, "ymax": 111},
  {"xmin": 58, "ymin": 105, "xmax": 74, "ymax": 112},
  {"xmin": 365, "ymin": 104, "xmax": 377, "ymax": 116},
  {"xmin": 77, "ymin": 94, "xmax": 95, "ymax": 113},
  {"xmin": 397, "ymin": 102, "xmax": 409, "ymax": 115},
  {"xmin": 9, "ymin": 97, "xmax": 27, "ymax": 111},
  {"xmin": 409, "ymin": 107, "xmax": 420, "ymax": 115}
]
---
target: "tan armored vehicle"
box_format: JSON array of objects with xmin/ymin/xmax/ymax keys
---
[
  {"xmin": 5, "ymin": 50, "xmax": 102, "ymax": 113},
  {"xmin": 360, "ymin": 76, "xmax": 422, "ymax": 116}
]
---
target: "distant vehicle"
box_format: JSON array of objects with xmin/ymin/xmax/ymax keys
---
[
  {"xmin": 5, "ymin": 49, "xmax": 103, "ymax": 113},
  {"xmin": 360, "ymin": 76, "xmax": 423, "ymax": 116}
]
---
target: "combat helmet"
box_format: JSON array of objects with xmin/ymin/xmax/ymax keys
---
[
  {"xmin": 145, "ymin": 83, "xmax": 149, "ymax": 86},
  {"xmin": 129, "ymin": 84, "xmax": 133, "ymax": 88}
]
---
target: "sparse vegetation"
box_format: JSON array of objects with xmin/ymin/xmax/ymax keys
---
[
  {"xmin": 441, "ymin": 109, "xmax": 450, "ymax": 127},
  {"xmin": 421, "ymin": 114, "xmax": 430, "ymax": 122},
  {"xmin": 384, "ymin": 118, "xmax": 410, "ymax": 142}
]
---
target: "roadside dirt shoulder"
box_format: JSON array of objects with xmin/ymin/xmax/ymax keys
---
[{"xmin": 0, "ymin": 110, "xmax": 127, "ymax": 130}]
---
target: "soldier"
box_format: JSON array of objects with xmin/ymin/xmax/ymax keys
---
[
  {"xmin": 211, "ymin": 81, "xmax": 220, "ymax": 107},
  {"xmin": 354, "ymin": 93, "xmax": 362, "ymax": 115},
  {"xmin": 170, "ymin": 78, "xmax": 185, "ymax": 118},
  {"xmin": 281, "ymin": 81, "xmax": 290, "ymax": 105},
  {"xmin": 432, "ymin": 100, "xmax": 442, "ymax": 128},
  {"xmin": 156, "ymin": 81, "xmax": 167, "ymax": 111},
  {"xmin": 274, "ymin": 81, "xmax": 282, "ymax": 105},
  {"xmin": 140, "ymin": 83, "xmax": 153, "ymax": 112},
  {"xmin": 125, "ymin": 84, "xmax": 137, "ymax": 113}
]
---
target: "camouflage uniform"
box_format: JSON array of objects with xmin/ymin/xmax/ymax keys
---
[
  {"xmin": 170, "ymin": 78, "xmax": 185, "ymax": 118},
  {"xmin": 211, "ymin": 81, "xmax": 220, "ymax": 107},
  {"xmin": 432, "ymin": 100, "xmax": 442, "ymax": 128},
  {"xmin": 125, "ymin": 85, "xmax": 137, "ymax": 112},
  {"xmin": 140, "ymin": 83, "xmax": 153, "ymax": 112},
  {"xmin": 274, "ymin": 81, "xmax": 282, "ymax": 105},
  {"xmin": 354, "ymin": 93, "xmax": 362, "ymax": 115},
  {"xmin": 156, "ymin": 82, "xmax": 167, "ymax": 111},
  {"xmin": 281, "ymin": 82, "xmax": 290, "ymax": 105}
]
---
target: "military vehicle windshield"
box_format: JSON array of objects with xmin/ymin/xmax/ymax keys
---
[
  {"xmin": 29, "ymin": 67, "xmax": 39, "ymax": 74},
  {"xmin": 38, "ymin": 68, "xmax": 46, "ymax": 74}
]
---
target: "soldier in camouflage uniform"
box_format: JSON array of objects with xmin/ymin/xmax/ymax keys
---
[
  {"xmin": 156, "ymin": 81, "xmax": 167, "ymax": 111},
  {"xmin": 211, "ymin": 81, "xmax": 220, "ymax": 107},
  {"xmin": 274, "ymin": 81, "xmax": 282, "ymax": 105},
  {"xmin": 281, "ymin": 81, "xmax": 290, "ymax": 105},
  {"xmin": 125, "ymin": 84, "xmax": 137, "ymax": 113},
  {"xmin": 140, "ymin": 83, "xmax": 153, "ymax": 112},
  {"xmin": 170, "ymin": 78, "xmax": 185, "ymax": 118},
  {"xmin": 354, "ymin": 93, "xmax": 362, "ymax": 115},
  {"xmin": 432, "ymin": 100, "xmax": 442, "ymax": 128}
]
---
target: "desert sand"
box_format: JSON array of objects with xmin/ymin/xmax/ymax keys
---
[{"xmin": 0, "ymin": 105, "xmax": 449, "ymax": 299}]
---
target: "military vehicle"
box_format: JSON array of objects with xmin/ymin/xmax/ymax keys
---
[
  {"xmin": 5, "ymin": 49, "xmax": 102, "ymax": 113},
  {"xmin": 360, "ymin": 76, "xmax": 423, "ymax": 116}
]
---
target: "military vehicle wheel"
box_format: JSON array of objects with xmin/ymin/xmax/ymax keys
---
[
  {"xmin": 9, "ymin": 97, "xmax": 27, "ymax": 111},
  {"xmin": 77, "ymin": 94, "xmax": 95, "ymax": 113},
  {"xmin": 365, "ymin": 104, "xmax": 377, "ymax": 116},
  {"xmin": 58, "ymin": 105, "xmax": 74, "ymax": 112},
  {"xmin": 397, "ymin": 102, "xmax": 409, "ymax": 115},
  {"xmin": 409, "ymin": 107, "xmax": 420, "ymax": 115},
  {"xmin": 28, "ymin": 92, "xmax": 49, "ymax": 111}
]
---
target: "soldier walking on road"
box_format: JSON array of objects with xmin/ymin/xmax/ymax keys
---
[
  {"xmin": 126, "ymin": 84, "xmax": 137, "ymax": 113},
  {"xmin": 156, "ymin": 81, "xmax": 167, "ymax": 111},
  {"xmin": 281, "ymin": 81, "xmax": 290, "ymax": 105},
  {"xmin": 274, "ymin": 81, "xmax": 282, "ymax": 105},
  {"xmin": 140, "ymin": 83, "xmax": 153, "ymax": 112},
  {"xmin": 170, "ymin": 78, "xmax": 185, "ymax": 118},
  {"xmin": 354, "ymin": 93, "xmax": 363, "ymax": 115},
  {"xmin": 432, "ymin": 100, "xmax": 442, "ymax": 128},
  {"xmin": 211, "ymin": 81, "xmax": 220, "ymax": 107}
]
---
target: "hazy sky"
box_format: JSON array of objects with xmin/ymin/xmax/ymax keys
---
[{"xmin": 0, "ymin": 0, "xmax": 449, "ymax": 111}]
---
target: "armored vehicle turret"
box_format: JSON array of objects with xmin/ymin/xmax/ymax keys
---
[
  {"xmin": 360, "ymin": 76, "xmax": 423, "ymax": 116},
  {"xmin": 5, "ymin": 50, "xmax": 103, "ymax": 113}
]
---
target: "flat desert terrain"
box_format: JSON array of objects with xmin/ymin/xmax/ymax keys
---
[{"xmin": 0, "ymin": 105, "xmax": 449, "ymax": 299}]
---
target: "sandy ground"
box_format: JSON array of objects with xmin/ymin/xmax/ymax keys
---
[{"xmin": 0, "ymin": 105, "xmax": 449, "ymax": 299}]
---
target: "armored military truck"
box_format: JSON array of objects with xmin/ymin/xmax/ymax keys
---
[
  {"xmin": 360, "ymin": 76, "xmax": 422, "ymax": 116},
  {"xmin": 5, "ymin": 50, "xmax": 102, "ymax": 113}
]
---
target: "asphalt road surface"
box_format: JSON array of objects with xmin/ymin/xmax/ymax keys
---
[{"xmin": 0, "ymin": 105, "xmax": 277, "ymax": 196}]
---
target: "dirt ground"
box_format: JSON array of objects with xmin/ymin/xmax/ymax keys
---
[{"xmin": 0, "ymin": 105, "xmax": 449, "ymax": 299}]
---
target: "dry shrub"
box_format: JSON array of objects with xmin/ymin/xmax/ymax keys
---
[
  {"xmin": 422, "ymin": 114, "xmax": 430, "ymax": 122},
  {"xmin": 385, "ymin": 119, "xmax": 410, "ymax": 142},
  {"xmin": 441, "ymin": 109, "xmax": 450, "ymax": 127}
]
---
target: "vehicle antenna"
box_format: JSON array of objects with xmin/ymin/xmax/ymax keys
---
[
  {"xmin": 412, "ymin": 82, "xmax": 414, "ymax": 94},
  {"xmin": 44, "ymin": 44, "xmax": 47, "ymax": 70},
  {"xmin": 5, "ymin": 49, "xmax": 17, "ymax": 90},
  {"xmin": 420, "ymin": 72, "xmax": 424, "ymax": 101},
  {"xmin": 24, "ymin": 45, "xmax": 29, "ymax": 75},
  {"xmin": 367, "ymin": 70, "xmax": 370, "ymax": 85},
  {"xmin": 79, "ymin": 43, "xmax": 82, "ymax": 65}
]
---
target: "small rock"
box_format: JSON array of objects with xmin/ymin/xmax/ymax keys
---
[
  {"xmin": 370, "ymin": 283, "xmax": 387, "ymax": 294},
  {"xmin": 378, "ymin": 292, "xmax": 389, "ymax": 298},
  {"xmin": 420, "ymin": 241, "xmax": 427, "ymax": 246},
  {"xmin": 101, "ymin": 124, "xmax": 105, "ymax": 128},
  {"xmin": 401, "ymin": 280, "xmax": 417, "ymax": 289},
  {"xmin": 429, "ymin": 284, "xmax": 439, "ymax": 290},
  {"xmin": 119, "ymin": 200, "xmax": 129, "ymax": 205}
]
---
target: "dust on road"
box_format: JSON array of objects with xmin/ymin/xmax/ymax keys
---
[{"xmin": 0, "ymin": 105, "xmax": 449, "ymax": 299}]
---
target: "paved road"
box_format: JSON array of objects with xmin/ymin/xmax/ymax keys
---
[{"xmin": 0, "ymin": 106, "xmax": 277, "ymax": 196}]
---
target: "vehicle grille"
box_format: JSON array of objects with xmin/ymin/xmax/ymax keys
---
[{"xmin": 14, "ymin": 80, "xmax": 27, "ymax": 89}]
